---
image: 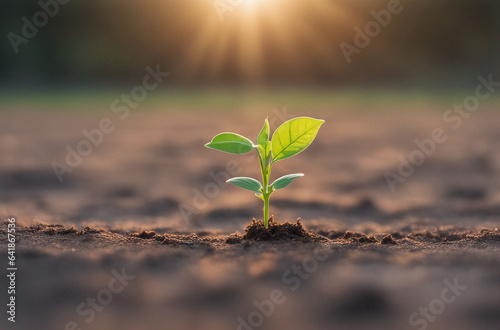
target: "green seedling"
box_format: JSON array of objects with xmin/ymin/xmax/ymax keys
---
[{"xmin": 205, "ymin": 116, "xmax": 324, "ymax": 228}]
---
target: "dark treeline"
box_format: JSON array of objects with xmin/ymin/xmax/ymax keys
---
[{"xmin": 1, "ymin": 0, "xmax": 499, "ymax": 88}]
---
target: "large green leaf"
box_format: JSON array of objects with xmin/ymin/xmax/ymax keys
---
[
  {"xmin": 271, "ymin": 117, "xmax": 324, "ymax": 162},
  {"xmin": 271, "ymin": 173, "xmax": 304, "ymax": 190},
  {"xmin": 226, "ymin": 177, "xmax": 262, "ymax": 192},
  {"xmin": 205, "ymin": 132, "xmax": 254, "ymax": 154}
]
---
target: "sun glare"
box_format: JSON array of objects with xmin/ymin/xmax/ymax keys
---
[
  {"xmin": 242, "ymin": 0, "xmax": 264, "ymax": 5},
  {"xmin": 185, "ymin": 0, "xmax": 352, "ymax": 82}
]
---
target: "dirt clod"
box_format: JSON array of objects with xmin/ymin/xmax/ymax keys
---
[
  {"xmin": 131, "ymin": 231, "xmax": 158, "ymax": 239},
  {"xmin": 26, "ymin": 224, "xmax": 77, "ymax": 235},
  {"xmin": 343, "ymin": 231, "xmax": 378, "ymax": 243},
  {"xmin": 225, "ymin": 233, "xmax": 243, "ymax": 244},
  {"xmin": 381, "ymin": 234, "xmax": 397, "ymax": 245},
  {"xmin": 81, "ymin": 226, "xmax": 105, "ymax": 234},
  {"xmin": 317, "ymin": 230, "xmax": 345, "ymax": 239},
  {"xmin": 242, "ymin": 217, "xmax": 323, "ymax": 242}
]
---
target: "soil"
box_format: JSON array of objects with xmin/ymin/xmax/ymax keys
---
[
  {"xmin": 9, "ymin": 221, "xmax": 500, "ymax": 248},
  {"xmin": 1, "ymin": 109, "xmax": 500, "ymax": 330},
  {"xmin": 241, "ymin": 217, "xmax": 326, "ymax": 242}
]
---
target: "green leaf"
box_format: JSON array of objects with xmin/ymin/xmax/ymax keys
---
[
  {"xmin": 271, "ymin": 117, "xmax": 324, "ymax": 162},
  {"xmin": 226, "ymin": 177, "xmax": 262, "ymax": 192},
  {"xmin": 255, "ymin": 191, "xmax": 265, "ymax": 201},
  {"xmin": 271, "ymin": 173, "xmax": 304, "ymax": 190},
  {"xmin": 257, "ymin": 118, "xmax": 270, "ymax": 151},
  {"xmin": 205, "ymin": 132, "xmax": 254, "ymax": 154}
]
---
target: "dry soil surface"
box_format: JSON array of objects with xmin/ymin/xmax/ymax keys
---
[{"xmin": 1, "ymin": 108, "xmax": 500, "ymax": 330}]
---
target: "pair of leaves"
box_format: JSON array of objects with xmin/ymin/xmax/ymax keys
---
[
  {"xmin": 227, "ymin": 173, "xmax": 304, "ymax": 192},
  {"xmin": 205, "ymin": 117, "xmax": 323, "ymax": 195},
  {"xmin": 205, "ymin": 117, "xmax": 324, "ymax": 162}
]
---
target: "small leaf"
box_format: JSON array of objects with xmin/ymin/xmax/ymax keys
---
[
  {"xmin": 271, "ymin": 117, "xmax": 324, "ymax": 162},
  {"xmin": 259, "ymin": 143, "xmax": 271, "ymax": 161},
  {"xmin": 257, "ymin": 118, "xmax": 270, "ymax": 150},
  {"xmin": 271, "ymin": 173, "xmax": 304, "ymax": 190},
  {"xmin": 255, "ymin": 191, "xmax": 265, "ymax": 201},
  {"xmin": 205, "ymin": 133, "xmax": 254, "ymax": 154},
  {"xmin": 226, "ymin": 177, "xmax": 262, "ymax": 192}
]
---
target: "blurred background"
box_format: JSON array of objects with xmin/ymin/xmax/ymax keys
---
[
  {"xmin": 2, "ymin": 2, "xmax": 500, "ymax": 330},
  {"xmin": 1, "ymin": 0, "xmax": 500, "ymax": 97},
  {"xmin": 1, "ymin": 0, "xmax": 500, "ymax": 228}
]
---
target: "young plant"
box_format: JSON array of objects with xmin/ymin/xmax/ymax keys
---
[{"xmin": 205, "ymin": 117, "xmax": 324, "ymax": 228}]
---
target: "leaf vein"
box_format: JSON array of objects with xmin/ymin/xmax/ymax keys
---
[{"xmin": 273, "ymin": 121, "xmax": 322, "ymax": 160}]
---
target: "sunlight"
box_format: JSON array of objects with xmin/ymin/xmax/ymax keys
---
[
  {"xmin": 184, "ymin": 0, "xmax": 353, "ymax": 82},
  {"xmin": 241, "ymin": 0, "xmax": 265, "ymax": 6}
]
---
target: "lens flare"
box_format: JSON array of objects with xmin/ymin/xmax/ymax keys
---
[{"xmin": 183, "ymin": 0, "xmax": 355, "ymax": 82}]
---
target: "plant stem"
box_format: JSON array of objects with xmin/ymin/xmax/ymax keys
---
[
  {"xmin": 256, "ymin": 147, "xmax": 271, "ymax": 229},
  {"xmin": 261, "ymin": 162, "xmax": 270, "ymax": 229},
  {"xmin": 263, "ymin": 194, "xmax": 270, "ymax": 228}
]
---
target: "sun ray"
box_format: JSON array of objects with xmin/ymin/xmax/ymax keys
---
[
  {"xmin": 237, "ymin": 5, "xmax": 265, "ymax": 81},
  {"xmin": 183, "ymin": 0, "xmax": 355, "ymax": 82},
  {"xmin": 183, "ymin": 16, "xmax": 223, "ymax": 78}
]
